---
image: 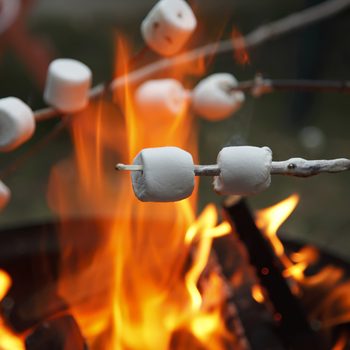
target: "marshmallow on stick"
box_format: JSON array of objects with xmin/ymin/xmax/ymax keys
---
[
  {"xmin": 141, "ymin": 0, "xmax": 197, "ymax": 56},
  {"xmin": 213, "ymin": 146, "xmax": 272, "ymax": 196},
  {"xmin": 135, "ymin": 79, "xmax": 188, "ymax": 121},
  {"xmin": 131, "ymin": 147, "xmax": 195, "ymax": 202},
  {"xmin": 0, "ymin": 181, "xmax": 10, "ymax": 210},
  {"xmin": 0, "ymin": 97, "xmax": 35, "ymax": 152},
  {"xmin": 192, "ymin": 73, "xmax": 245, "ymax": 121},
  {"xmin": 0, "ymin": 0, "xmax": 20, "ymax": 34},
  {"xmin": 118, "ymin": 147, "xmax": 350, "ymax": 202},
  {"xmin": 44, "ymin": 59, "xmax": 92, "ymax": 113}
]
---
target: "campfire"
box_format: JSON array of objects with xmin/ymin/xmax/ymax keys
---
[{"xmin": 0, "ymin": 0, "xmax": 350, "ymax": 349}]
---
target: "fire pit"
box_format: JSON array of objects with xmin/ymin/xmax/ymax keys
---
[{"xmin": 1, "ymin": 0, "xmax": 350, "ymax": 349}]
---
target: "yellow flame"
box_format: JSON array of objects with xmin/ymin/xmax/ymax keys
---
[
  {"xmin": 256, "ymin": 194, "xmax": 299, "ymax": 257},
  {"xmin": 185, "ymin": 205, "xmax": 219, "ymax": 310},
  {"xmin": 0, "ymin": 270, "xmax": 24, "ymax": 350}
]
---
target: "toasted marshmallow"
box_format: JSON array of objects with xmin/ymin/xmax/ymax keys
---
[{"xmin": 141, "ymin": 0, "xmax": 197, "ymax": 56}]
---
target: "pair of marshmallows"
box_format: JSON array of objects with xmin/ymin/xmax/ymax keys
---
[
  {"xmin": 0, "ymin": 58, "xmax": 91, "ymax": 152},
  {"xmin": 130, "ymin": 146, "xmax": 272, "ymax": 202},
  {"xmin": 141, "ymin": 0, "xmax": 197, "ymax": 56},
  {"xmin": 134, "ymin": 73, "xmax": 245, "ymax": 122}
]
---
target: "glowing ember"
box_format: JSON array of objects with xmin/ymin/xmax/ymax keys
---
[{"xmin": 251, "ymin": 284, "xmax": 265, "ymax": 304}]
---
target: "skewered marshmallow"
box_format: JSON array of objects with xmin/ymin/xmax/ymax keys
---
[
  {"xmin": 131, "ymin": 147, "xmax": 195, "ymax": 202},
  {"xmin": 213, "ymin": 146, "xmax": 272, "ymax": 196},
  {"xmin": 135, "ymin": 79, "xmax": 188, "ymax": 121},
  {"xmin": 0, "ymin": 181, "xmax": 10, "ymax": 210},
  {"xmin": 192, "ymin": 73, "xmax": 245, "ymax": 121},
  {"xmin": 0, "ymin": 0, "xmax": 20, "ymax": 34},
  {"xmin": 0, "ymin": 97, "xmax": 35, "ymax": 152},
  {"xmin": 44, "ymin": 59, "xmax": 92, "ymax": 113},
  {"xmin": 141, "ymin": 0, "xmax": 197, "ymax": 56}
]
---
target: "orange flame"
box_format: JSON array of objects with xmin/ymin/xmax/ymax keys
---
[
  {"xmin": 0, "ymin": 270, "xmax": 24, "ymax": 350},
  {"xmin": 47, "ymin": 36, "xmax": 233, "ymax": 350},
  {"xmin": 231, "ymin": 28, "xmax": 250, "ymax": 66},
  {"xmin": 254, "ymin": 195, "xmax": 350, "ymax": 347}
]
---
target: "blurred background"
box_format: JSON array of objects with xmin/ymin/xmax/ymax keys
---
[{"xmin": 0, "ymin": 0, "xmax": 349, "ymax": 259}]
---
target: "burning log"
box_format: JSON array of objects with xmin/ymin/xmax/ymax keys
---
[
  {"xmin": 223, "ymin": 198, "xmax": 326, "ymax": 350},
  {"xmin": 25, "ymin": 315, "xmax": 87, "ymax": 350}
]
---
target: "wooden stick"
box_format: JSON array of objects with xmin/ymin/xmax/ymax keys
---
[
  {"xmin": 116, "ymin": 157, "xmax": 350, "ymax": 178},
  {"xmin": 229, "ymin": 78, "xmax": 350, "ymax": 97}
]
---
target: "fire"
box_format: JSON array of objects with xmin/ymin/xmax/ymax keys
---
[
  {"xmin": 47, "ymin": 36, "xmax": 231, "ymax": 349},
  {"xmin": 254, "ymin": 195, "xmax": 350, "ymax": 348},
  {"xmin": 256, "ymin": 194, "xmax": 299, "ymax": 258},
  {"xmin": 0, "ymin": 270, "xmax": 24, "ymax": 350}
]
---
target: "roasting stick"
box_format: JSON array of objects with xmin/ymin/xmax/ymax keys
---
[
  {"xmin": 228, "ymin": 77, "xmax": 350, "ymax": 97},
  {"xmin": 116, "ymin": 157, "xmax": 350, "ymax": 178}
]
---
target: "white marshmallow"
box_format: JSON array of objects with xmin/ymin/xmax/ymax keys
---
[
  {"xmin": 214, "ymin": 146, "xmax": 272, "ymax": 196},
  {"xmin": 192, "ymin": 73, "xmax": 245, "ymax": 121},
  {"xmin": 141, "ymin": 0, "xmax": 197, "ymax": 56},
  {"xmin": 0, "ymin": 0, "xmax": 20, "ymax": 34},
  {"xmin": 0, "ymin": 97, "xmax": 35, "ymax": 152},
  {"xmin": 135, "ymin": 79, "xmax": 187, "ymax": 122},
  {"xmin": 0, "ymin": 181, "xmax": 10, "ymax": 210},
  {"xmin": 132, "ymin": 146, "xmax": 194, "ymax": 202},
  {"xmin": 44, "ymin": 59, "xmax": 92, "ymax": 113}
]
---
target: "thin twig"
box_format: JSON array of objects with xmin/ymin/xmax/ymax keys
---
[
  {"xmin": 0, "ymin": 118, "xmax": 70, "ymax": 179},
  {"xmin": 116, "ymin": 158, "xmax": 350, "ymax": 178},
  {"xmin": 270, "ymin": 158, "xmax": 350, "ymax": 177},
  {"xmin": 229, "ymin": 78, "xmax": 350, "ymax": 96},
  {"xmin": 33, "ymin": 0, "xmax": 350, "ymax": 122}
]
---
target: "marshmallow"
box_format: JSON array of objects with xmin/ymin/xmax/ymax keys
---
[
  {"xmin": 192, "ymin": 73, "xmax": 245, "ymax": 121},
  {"xmin": 214, "ymin": 146, "xmax": 272, "ymax": 196},
  {"xmin": 0, "ymin": 181, "xmax": 10, "ymax": 210},
  {"xmin": 0, "ymin": 0, "xmax": 20, "ymax": 34},
  {"xmin": 141, "ymin": 0, "xmax": 197, "ymax": 56},
  {"xmin": 44, "ymin": 59, "xmax": 92, "ymax": 113},
  {"xmin": 135, "ymin": 79, "xmax": 187, "ymax": 121},
  {"xmin": 0, "ymin": 97, "xmax": 35, "ymax": 152},
  {"xmin": 131, "ymin": 147, "xmax": 194, "ymax": 202}
]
